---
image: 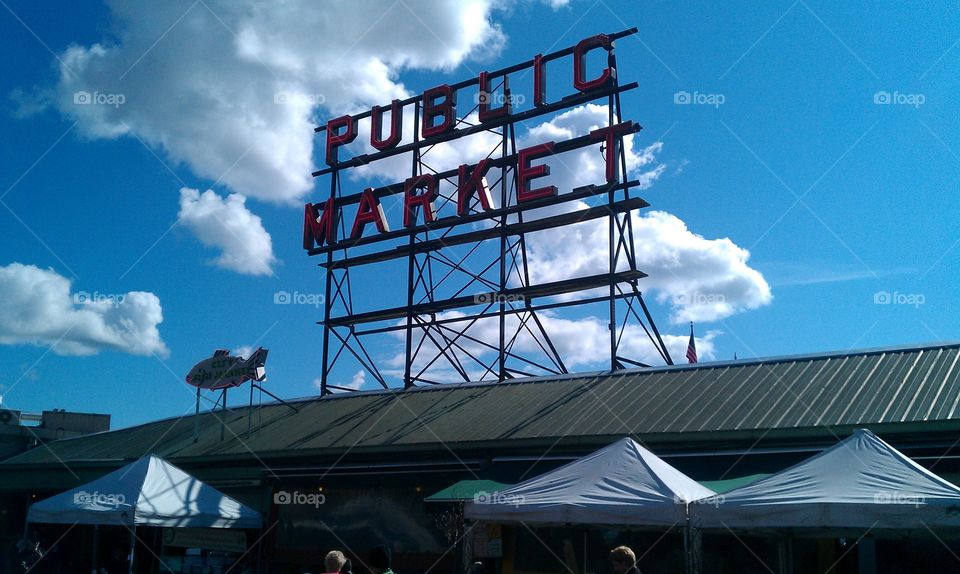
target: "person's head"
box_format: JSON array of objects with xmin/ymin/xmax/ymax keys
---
[
  {"xmin": 468, "ymin": 562, "xmax": 487, "ymax": 574},
  {"xmin": 367, "ymin": 545, "xmax": 392, "ymax": 574},
  {"xmin": 609, "ymin": 546, "xmax": 636, "ymax": 574},
  {"xmin": 325, "ymin": 550, "xmax": 347, "ymax": 573}
]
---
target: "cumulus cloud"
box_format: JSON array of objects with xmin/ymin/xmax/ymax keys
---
[
  {"xmin": 313, "ymin": 369, "xmax": 366, "ymax": 394},
  {"xmin": 177, "ymin": 188, "xmax": 277, "ymax": 276},
  {"xmin": 514, "ymin": 105, "xmax": 772, "ymax": 324},
  {"xmin": 48, "ymin": 0, "xmax": 506, "ymax": 203},
  {"xmin": 525, "ymin": 207, "xmax": 772, "ymax": 323},
  {"xmin": 347, "ymin": 370, "xmax": 366, "ymax": 390},
  {"xmin": 0, "ymin": 263, "xmax": 168, "ymax": 356}
]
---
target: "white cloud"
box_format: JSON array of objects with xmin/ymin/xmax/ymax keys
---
[
  {"xmin": 0, "ymin": 263, "xmax": 168, "ymax": 356},
  {"xmin": 49, "ymin": 0, "xmax": 506, "ymax": 204},
  {"xmin": 313, "ymin": 369, "xmax": 366, "ymax": 393},
  {"xmin": 348, "ymin": 370, "xmax": 366, "ymax": 390},
  {"xmin": 231, "ymin": 345, "xmax": 255, "ymax": 359},
  {"xmin": 177, "ymin": 188, "xmax": 277, "ymax": 276},
  {"xmin": 525, "ymin": 207, "xmax": 772, "ymax": 323},
  {"xmin": 515, "ymin": 105, "xmax": 772, "ymax": 324}
]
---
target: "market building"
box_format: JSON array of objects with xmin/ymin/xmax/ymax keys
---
[{"xmin": 2, "ymin": 341, "xmax": 960, "ymax": 573}]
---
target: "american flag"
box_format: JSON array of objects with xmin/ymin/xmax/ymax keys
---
[{"xmin": 686, "ymin": 323, "xmax": 698, "ymax": 364}]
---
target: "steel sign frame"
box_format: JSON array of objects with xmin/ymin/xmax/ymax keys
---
[{"xmin": 306, "ymin": 28, "xmax": 674, "ymax": 393}]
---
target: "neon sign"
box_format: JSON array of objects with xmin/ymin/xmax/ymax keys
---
[{"xmin": 304, "ymin": 33, "xmax": 638, "ymax": 251}]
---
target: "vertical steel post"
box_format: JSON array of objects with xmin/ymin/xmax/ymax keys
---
[
  {"xmin": 404, "ymin": 102, "xmax": 421, "ymax": 388},
  {"xmin": 319, "ymin": 164, "xmax": 338, "ymax": 395},
  {"xmin": 498, "ymin": 81, "xmax": 510, "ymax": 380}
]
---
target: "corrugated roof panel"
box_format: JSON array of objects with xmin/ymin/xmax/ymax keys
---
[
  {"xmin": 763, "ymin": 358, "xmax": 836, "ymax": 428},
  {"xmin": 755, "ymin": 359, "xmax": 820, "ymax": 430},
  {"xmin": 842, "ymin": 351, "xmax": 907, "ymax": 423},
  {"xmin": 787, "ymin": 356, "xmax": 853, "ymax": 428},
  {"xmin": 698, "ymin": 362, "xmax": 768, "ymax": 431},
  {"xmin": 832, "ymin": 353, "xmax": 886, "ymax": 425},
  {"xmin": 610, "ymin": 367, "xmax": 700, "ymax": 433},
  {"xmin": 899, "ymin": 348, "xmax": 947, "ymax": 422},
  {"xmin": 881, "ymin": 349, "xmax": 932, "ymax": 422},
  {"xmin": 929, "ymin": 349, "xmax": 960, "ymax": 420},
  {"xmin": 814, "ymin": 353, "xmax": 882, "ymax": 426},
  {"xmin": 867, "ymin": 351, "xmax": 922, "ymax": 423},
  {"xmin": 7, "ymin": 342, "xmax": 960, "ymax": 467},
  {"xmin": 647, "ymin": 367, "xmax": 729, "ymax": 433}
]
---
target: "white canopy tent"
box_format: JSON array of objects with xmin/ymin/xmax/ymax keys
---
[
  {"xmin": 696, "ymin": 429, "xmax": 960, "ymax": 530},
  {"xmin": 28, "ymin": 454, "xmax": 261, "ymax": 528},
  {"xmin": 465, "ymin": 437, "xmax": 716, "ymax": 526}
]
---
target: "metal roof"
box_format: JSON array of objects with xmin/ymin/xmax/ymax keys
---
[{"xmin": 5, "ymin": 341, "xmax": 960, "ymax": 468}]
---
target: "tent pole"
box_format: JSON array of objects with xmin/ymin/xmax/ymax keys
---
[
  {"xmin": 128, "ymin": 525, "xmax": 137, "ymax": 574},
  {"xmin": 91, "ymin": 524, "xmax": 99, "ymax": 574},
  {"xmin": 22, "ymin": 493, "xmax": 32, "ymax": 539},
  {"xmin": 683, "ymin": 506, "xmax": 690, "ymax": 574},
  {"xmin": 193, "ymin": 387, "xmax": 200, "ymax": 443},
  {"xmin": 857, "ymin": 537, "xmax": 876, "ymax": 574},
  {"xmin": 220, "ymin": 389, "xmax": 227, "ymax": 441},
  {"xmin": 583, "ymin": 529, "xmax": 587, "ymax": 574},
  {"xmin": 683, "ymin": 503, "xmax": 702, "ymax": 574},
  {"xmin": 247, "ymin": 383, "xmax": 254, "ymax": 437}
]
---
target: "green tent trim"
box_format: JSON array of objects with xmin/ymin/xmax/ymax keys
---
[
  {"xmin": 700, "ymin": 473, "xmax": 769, "ymax": 494},
  {"xmin": 425, "ymin": 479, "xmax": 513, "ymax": 502}
]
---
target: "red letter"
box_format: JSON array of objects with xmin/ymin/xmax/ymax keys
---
[
  {"xmin": 533, "ymin": 53, "xmax": 547, "ymax": 107},
  {"xmin": 589, "ymin": 121, "xmax": 637, "ymax": 183},
  {"xmin": 325, "ymin": 115, "xmax": 357, "ymax": 166},
  {"xmin": 517, "ymin": 142, "xmax": 557, "ymax": 203},
  {"xmin": 573, "ymin": 34, "xmax": 614, "ymax": 92},
  {"xmin": 421, "ymin": 84, "xmax": 457, "ymax": 139},
  {"xmin": 478, "ymin": 72, "xmax": 511, "ymax": 123},
  {"xmin": 457, "ymin": 160, "xmax": 494, "ymax": 216},
  {"xmin": 403, "ymin": 174, "xmax": 439, "ymax": 228},
  {"xmin": 303, "ymin": 198, "xmax": 339, "ymax": 249},
  {"xmin": 370, "ymin": 99, "xmax": 403, "ymax": 151},
  {"xmin": 350, "ymin": 188, "xmax": 390, "ymax": 239}
]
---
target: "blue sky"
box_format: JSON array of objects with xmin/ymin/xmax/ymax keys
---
[{"xmin": 1, "ymin": 0, "xmax": 958, "ymax": 429}]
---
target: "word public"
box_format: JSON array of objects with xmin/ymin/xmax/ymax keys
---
[{"xmin": 305, "ymin": 34, "xmax": 630, "ymax": 250}]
